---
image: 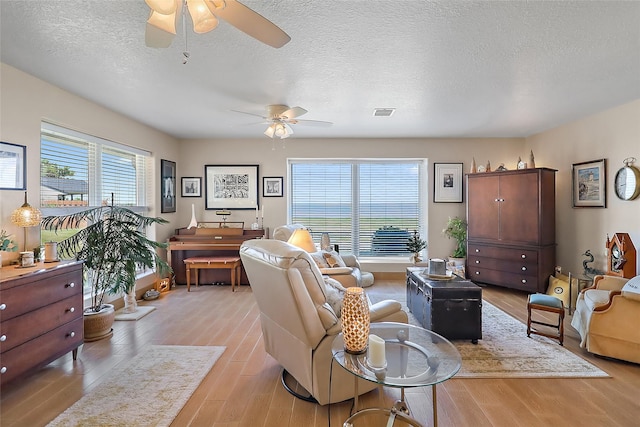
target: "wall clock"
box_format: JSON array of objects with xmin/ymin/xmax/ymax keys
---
[
  {"xmin": 614, "ymin": 157, "xmax": 640, "ymax": 201},
  {"xmin": 606, "ymin": 233, "xmax": 637, "ymax": 278}
]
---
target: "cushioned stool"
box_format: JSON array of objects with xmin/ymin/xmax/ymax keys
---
[{"xmin": 527, "ymin": 293, "xmax": 565, "ymax": 345}]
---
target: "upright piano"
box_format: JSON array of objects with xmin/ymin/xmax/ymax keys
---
[{"xmin": 167, "ymin": 226, "xmax": 268, "ymax": 286}]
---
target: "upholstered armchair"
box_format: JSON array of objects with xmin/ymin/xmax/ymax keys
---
[
  {"xmin": 273, "ymin": 224, "xmax": 375, "ymax": 288},
  {"xmin": 571, "ymin": 274, "xmax": 640, "ymax": 364},
  {"xmin": 239, "ymin": 239, "xmax": 408, "ymax": 405}
]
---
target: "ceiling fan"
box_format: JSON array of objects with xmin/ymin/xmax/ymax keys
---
[
  {"xmin": 144, "ymin": 0, "xmax": 290, "ymax": 49},
  {"xmin": 233, "ymin": 105, "xmax": 333, "ymax": 139}
]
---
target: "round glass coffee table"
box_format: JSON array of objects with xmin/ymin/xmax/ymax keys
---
[{"xmin": 331, "ymin": 322, "xmax": 461, "ymax": 427}]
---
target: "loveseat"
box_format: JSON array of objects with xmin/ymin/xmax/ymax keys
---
[
  {"xmin": 273, "ymin": 224, "xmax": 374, "ymax": 288},
  {"xmin": 239, "ymin": 238, "xmax": 408, "ymax": 404},
  {"xmin": 571, "ymin": 274, "xmax": 640, "ymax": 364}
]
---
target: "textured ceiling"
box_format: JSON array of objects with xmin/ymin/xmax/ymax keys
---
[{"xmin": 1, "ymin": 0, "xmax": 639, "ymax": 140}]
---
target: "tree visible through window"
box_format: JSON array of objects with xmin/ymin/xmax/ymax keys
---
[{"xmin": 289, "ymin": 159, "xmax": 426, "ymax": 257}]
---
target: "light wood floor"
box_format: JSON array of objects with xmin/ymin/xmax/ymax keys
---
[{"xmin": 1, "ymin": 278, "xmax": 639, "ymax": 427}]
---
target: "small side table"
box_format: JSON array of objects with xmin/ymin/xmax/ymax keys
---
[{"xmin": 331, "ymin": 322, "xmax": 462, "ymax": 427}]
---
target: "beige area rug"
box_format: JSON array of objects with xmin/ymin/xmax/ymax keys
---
[
  {"xmin": 114, "ymin": 305, "xmax": 156, "ymax": 321},
  {"xmin": 47, "ymin": 345, "xmax": 225, "ymax": 427},
  {"xmin": 369, "ymin": 291, "xmax": 609, "ymax": 378}
]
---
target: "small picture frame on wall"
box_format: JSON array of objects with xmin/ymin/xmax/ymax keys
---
[
  {"xmin": 263, "ymin": 176, "xmax": 284, "ymax": 197},
  {"xmin": 181, "ymin": 177, "xmax": 201, "ymax": 197},
  {"xmin": 572, "ymin": 159, "xmax": 606, "ymax": 208},
  {"xmin": 434, "ymin": 163, "xmax": 463, "ymax": 203},
  {"xmin": 161, "ymin": 159, "xmax": 177, "ymax": 213},
  {"xmin": 0, "ymin": 141, "xmax": 26, "ymax": 190}
]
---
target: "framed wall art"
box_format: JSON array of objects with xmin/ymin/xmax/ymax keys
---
[
  {"xmin": 263, "ymin": 176, "xmax": 283, "ymax": 197},
  {"xmin": 0, "ymin": 141, "xmax": 26, "ymax": 190},
  {"xmin": 161, "ymin": 159, "xmax": 176, "ymax": 213},
  {"xmin": 572, "ymin": 159, "xmax": 606, "ymax": 208},
  {"xmin": 181, "ymin": 177, "xmax": 201, "ymax": 197},
  {"xmin": 205, "ymin": 164, "xmax": 259, "ymax": 210},
  {"xmin": 434, "ymin": 162, "xmax": 463, "ymax": 203}
]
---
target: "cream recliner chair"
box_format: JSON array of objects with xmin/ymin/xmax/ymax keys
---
[
  {"xmin": 273, "ymin": 224, "xmax": 375, "ymax": 288},
  {"xmin": 239, "ymin": 239, "xmax": 408, "ymax": 405},
  {"xmin": 571, "ymin": 274, "xmax": 640, "ymax": 364}
]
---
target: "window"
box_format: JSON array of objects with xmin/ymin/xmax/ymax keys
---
[
  {"xmin": 289, "ymin": 159, "xmax": 427, "ymax": 258},
  {"xmin": 40, "ymin": 122, "xmax": 149, "ymax": 214}
]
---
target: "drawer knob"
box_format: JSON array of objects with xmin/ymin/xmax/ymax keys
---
[
  {"xmin": 68, "ymin": 331, "xmax": 76, "ymax": 338},
  {"xmin": 521, "ymin": 254, "xmax": 526, "ymax": 259},
  {"xmin": 66, "ymin": 282, "xmax": 75, "ymax": 288},
  {"xmin": 522, "ymin": 279, "xmax": 527, "ymax": 283},
  {"xmin": 0, "ymin": 303, "xmax": 6, "ymax": 310},
  {"xmin": 475, "ymin": 271, "xmax": 480, "ymax": 275},
  {"xmin": 521, "ymin": 266, "xmax": 527, "ymax": 271},
  {"xmin": 475, "ymin": 260, "xmax": 480, "ymax": 264},
  {"xmin": 68, "ymin": 307, "xmax": 75, "ymax": 313},
  {"xmin": 475, "ymin": 249, "xmax": 480, "ymax": 253},
  {"xmin": 1, "ymin": 367, "xmax": 6, "ymax": 374},
  {"xmin": 0, "ymin": 335, "xmax": 6, "ymax": 342}
]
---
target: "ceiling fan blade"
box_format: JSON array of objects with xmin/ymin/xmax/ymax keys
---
[
  {"xmin": 231, "ymin": 109, "xmax": 268, "ymax": 120},
  {"xmin": 281, "ymin": 106, "xmax": 307, "ymax": 119},
  {"xmin": 215, "ymin": 0, "xmax": 291, "ymax": 48},
  {"xmin": 291, "ymin": 119, "xmax": 333, "ymax": 127},
  {"xmin": 145, "ymin": 22, "xmax": 176, "ymax": 48}
]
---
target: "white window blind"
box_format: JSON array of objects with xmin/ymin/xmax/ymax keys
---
[
  {"xmin": 40, "ymin": 122, "xmax": 149, "ymax": 212},
  {"xmin": 289, "ymin": 159, "xmax": 426, "ymax": 257}
]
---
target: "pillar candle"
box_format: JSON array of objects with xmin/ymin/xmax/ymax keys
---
[
  {"xmin": 368, "ymin": 334, "xmax": 386, "ymax": 368},
  {"xmin": 261, "ymin": 204, "xmax": 265, "ymax": 219},
  {"xmin": 255, "ymin": 205, "xmax": 259, "ymax": 219}
]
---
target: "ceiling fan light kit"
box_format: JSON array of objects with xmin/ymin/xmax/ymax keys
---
[{"xmin": 145, "ymin": 0, "xmax": 290, "ymax": 48}]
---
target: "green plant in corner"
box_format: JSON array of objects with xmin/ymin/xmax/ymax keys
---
[
  {"xmin": 41, "ymin": 205, "xmax": 172, "ymax": 315},
  {"xmin": 443, "ymin": 216, "xmax": 467, "ymax": 258},
  {"xmin": 1, "ymin": 229, "xmax": 18, "ymax": 252}
]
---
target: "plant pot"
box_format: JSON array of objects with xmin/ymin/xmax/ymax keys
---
[{"xmin": 83, "ymin": 303, "xmax": 115, "ymax": 342}]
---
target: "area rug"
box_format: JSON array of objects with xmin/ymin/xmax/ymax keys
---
[
  {"xmin": 369, "ymin": 291, "xmax": 608, "ymax": 378},
  {"xmin": 114, "ymin": 305, "xmax": 156, "ymax": 321},
  {"xmin": 47, "ymin": 345, "xmax": 225, "ymax": 427}
]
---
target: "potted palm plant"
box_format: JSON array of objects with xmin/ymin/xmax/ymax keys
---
[
  {"xmin": 443, "ymin": 216, "xmax": 467, "ymax": 265},
  {"xmin": 41, "ymin": 204, "xmax": 172, "ymax": 341}
]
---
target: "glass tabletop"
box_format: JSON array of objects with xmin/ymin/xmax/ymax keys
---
[{"xmin": 331, "ymin": 322, "xmax": 462, "ymax": 388}]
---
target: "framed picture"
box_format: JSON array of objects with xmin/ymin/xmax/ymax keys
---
[
  {"xmin": 181, "ymin": 177, "xmax": 201, "ymax": 197},
  {"xmin": 161, "ymin": 159, "xmax": 176, "ymax": 213},
  {"xmin": 205, "ymin": 164, "xmax": 259, "ymax": 210},
  {"xmin": 0, "ymin": 141, "xmax": 26, "ymax": 190},
  {"xmin": 434, "ymin": 163, "xmax": 463, "ymax": 203},
  {"xmin": 263, "ymin": 176, "xmax": 283, "ymax": 197},
  {"xmin": 572, "ymin": 159, "xmax": 607, "ymax": 208}
]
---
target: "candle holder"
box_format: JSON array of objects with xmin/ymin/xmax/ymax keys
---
[
  {"xmin": 251, "ymin": 217, "xmax": 260, "ymax": 230},
  {"xmin": 341, "ymin": 287, "xmax": 370, "ymax": 354}
]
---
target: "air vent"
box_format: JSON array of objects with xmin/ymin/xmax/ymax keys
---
[{"xmin": 373, "ymin": 108, "xmax": 395, "ymax": 117}]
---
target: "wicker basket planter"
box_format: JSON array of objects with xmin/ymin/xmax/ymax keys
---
[{"xmin": 83, "ymin": 304, "xmax": 115, "ymax": 342}]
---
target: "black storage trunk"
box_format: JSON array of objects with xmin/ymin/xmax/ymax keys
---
[{"xmin": 406, "ymin": 269, "xmax": 483, "ymax": 343}]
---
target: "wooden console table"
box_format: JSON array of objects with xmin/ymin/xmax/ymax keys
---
[{"xmin": 168, "ymin": 227, "xmax": 267, "ymax": 287}]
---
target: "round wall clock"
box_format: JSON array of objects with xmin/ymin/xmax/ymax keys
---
[{"xmin": 614, "ymin": 158, "xmax": 640, "ymax": 201}]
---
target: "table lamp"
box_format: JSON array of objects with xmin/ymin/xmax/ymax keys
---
[
  {"xmin": 10, "ymin": 191, "xmax": 42, "ymax": 251},
  {"xmin": 287, "ymin": 228, "xmax": 316, "ymax": 253}
]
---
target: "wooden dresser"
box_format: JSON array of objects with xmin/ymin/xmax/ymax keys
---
[
  {"xmin": 0, "ymin": 261, "xmax": 84, "ymax": 386},
  {"xmin": 466, "ymin": 168, "xmax": 556, "ymax": 293}
]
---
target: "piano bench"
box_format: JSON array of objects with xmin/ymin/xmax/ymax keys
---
[{"xmin": 183, "ymin": 256, "xmax": 243, "ymax": 292}]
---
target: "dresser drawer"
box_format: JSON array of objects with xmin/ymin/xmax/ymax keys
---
[
  {"xmin": 468, "ymin": 244, "xmax": 539, "ymax": 263},
  {"xmin": 467, "ymin": 256, "xmax": 537, "ymax": 275},
  {"xmin": 468, "ymin": 267, "xmax": 538, "ymax": 292},
  {"xmin": 0, "ymin": 270, "xmax": 81, "ymax": 320},
  {"xmin": 0, "ymin": 316, "xmax": 83, "ymax": 385},
  {"xmin": 0, "ymin": 294, "xmax": 83, "ymax": 353}
]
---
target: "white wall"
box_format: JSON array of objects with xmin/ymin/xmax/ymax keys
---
[
  {"xmin": 527, "ymin": 99, "xmax": 640, "ymax": 275},
  {"xmin": 0, "ymin": 63, "xmax": 180, "ymax": 266}
]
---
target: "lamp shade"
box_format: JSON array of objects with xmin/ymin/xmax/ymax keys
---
[
  {"xmin": 287, "ymin": 228, "xmax": 316, "ymax": 253},
  {"xmin": 11, "ymin": 192, "xmax": 42, "ymax": 228},
  {"xmin": 187, "ymin": 0, "xmax": 219, "ymax": 33}
]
